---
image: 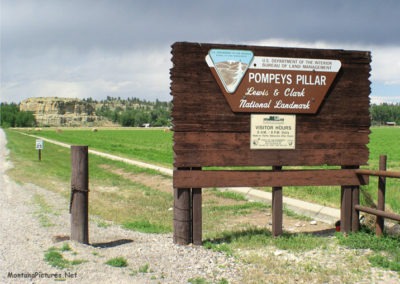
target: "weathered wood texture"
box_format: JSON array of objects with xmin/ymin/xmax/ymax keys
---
[
  {"xmin": 272, "ymin": 166, "xmax": 283, "ymax": 237},
  {"xmin": 173, "ymin": 187, "xmax": 192, "ymax": 245},
  {"xmin": 353, "ymin": 155, "xmax": 400, "ymax": 233},
  {"xmin": 355, "ymin": 205, "xmax": 400, "ymax": 222},
  {"xmin": 376, "ymin": 155, "xmax": 387, "ymax": 236},
  {"xmin": 70, "ymin": 146, "xmax": 89, "ymax": 244},
  {"xmin": 171, "ymin": 42, "xmax": 371, "ymax": 168},
  {"xmin": 173, "ymin": 169, "xmax": 368, "ymax": 188},
  {"xmin": 192, "ymin": 188, "xmax": 202, "ymax": 245}
]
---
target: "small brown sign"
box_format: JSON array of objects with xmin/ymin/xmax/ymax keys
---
[{"xmin": 206, "ymin": 49, "xmax": 341, "ymax": 114}]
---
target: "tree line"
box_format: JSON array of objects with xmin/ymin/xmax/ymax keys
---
[
  {"xmin": 370, "ymin": 103, "xmax": 400, "ymax": 125},
  {"xmin": 1, "ymin": 100, "xmax": 399, "ymax": 128},
  {"xmin": 0, "ymin": 103, "xmax": 36, "ymax": 127},
  {"xmin": 94, "ymin": 97, "xmax": 171, "ymax": 127}
]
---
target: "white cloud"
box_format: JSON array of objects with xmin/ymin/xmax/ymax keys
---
[
  {"xmin": 247, "ymin": 39, "xmax": 400, "ymax": 103},
  {"xmin": 1, "ymin": 37, "xmax": 399, "ymax": 104},
  {"xmin": 1, "ymin": 47, "xmax": 172, "ymax": 103},
  {"xmin": 249, "ymin": 38, "xmax": 400, "ymax": 86},
  {"xmin": 371, "ymin": 46, "xmax": 400, "ymax": 85}
]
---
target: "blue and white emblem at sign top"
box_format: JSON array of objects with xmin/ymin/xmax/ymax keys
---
[{"xmin": 206, "ymin": 49, "xmax": 254, "ymax": 93}]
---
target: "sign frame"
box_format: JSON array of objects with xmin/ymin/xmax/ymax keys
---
[
  {"xmin": 250, "ymin": 114, "xmax": 296, "ymax": 150},
  {"xmin": 35, "ymin": 139, "xmax": 44, "ymax": 150}
]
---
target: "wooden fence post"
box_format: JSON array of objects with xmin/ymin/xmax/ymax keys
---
[
  {"xmin": 192, "ymin": 188, "xmax": 202, "ymax": 245},
  {"xmin": 174, "ymin": 167, "xmax": 203, "ymax": 245},
  {"xmin": 272, "ymin": 166, "xmax": 283, "ymax": 237},
  {"xmin": 341, "ymin": 165, "xmax": 359, "ymax": 233},
  {"xmin": 352, "ymin": 185, "xmax": 360, "ymax": 232},
  {"xmin": 70, "ymin": 146, "xmax": 89, "ymax": 244},
  {"xmin": 192, "ymin": 167, "xmax": 202, "ymax": 245},
  {"xmin": 173, "ymin": 187, "xmax": 192, "ymax": 244},
  {"xmin": 341, "ymin": 185, "xmax": 352, "ymax": 233},
  {"xmin": 376, "ymin": 155, "xmax": 387, "ymax": 236}
]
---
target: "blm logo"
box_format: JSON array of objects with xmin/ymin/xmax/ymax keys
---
[{"xmin": 206, "ymin": 49, "xmax": 254, "ymax": 93}]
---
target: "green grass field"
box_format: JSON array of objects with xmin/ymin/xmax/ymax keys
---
[
  {"xmin": 366, "ymin": 127, "xmax": 400, "ymax": 212},
  {"xmin": 14, "ymin": 126, "xmax": 400, "ymax": 212},
  {"xmin": 22, "ymin": 128, "xmax": 173, "ymax": 167}
]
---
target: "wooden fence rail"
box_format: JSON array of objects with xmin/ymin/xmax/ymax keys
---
[{"xmin": 355, "ymin": 155, "xmax": 400, "ymax": 236}]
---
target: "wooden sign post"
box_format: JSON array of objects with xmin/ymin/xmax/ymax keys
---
[
  {"xmin": 70, "ymin": 146, "xmax": 89, "ymax": 244},
  {"xmin": 171, "ymin": 42, "xmax": 371, "ymax": 245}
]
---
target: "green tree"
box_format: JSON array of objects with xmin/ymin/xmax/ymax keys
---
[
  {"xmin": 370, "ymin": 103, "xmax": 400, "ymax": 125},
  {"xmin": 0, "ymin": 103, "xmax": 37, "ymax": 127},
  {"xmin": 15, "ymin": 111, "xmax": 36, "ymax": 127}
]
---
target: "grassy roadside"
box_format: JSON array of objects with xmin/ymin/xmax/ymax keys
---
[
  {"xmin": 3, "ymin": 129, "xmax": 273, "ymax": 235},
  {"xmin": 4, "ymin": 129, "xmax": 173, "ymax": 232}
]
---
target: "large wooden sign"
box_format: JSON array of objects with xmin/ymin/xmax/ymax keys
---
[
  {"xmin": 171, "ymin": 42, "xmax": 371, "ymax": 244},
  {"xmin": 172, "ymin": 42, "xmax": 370, "ymax": 168}
]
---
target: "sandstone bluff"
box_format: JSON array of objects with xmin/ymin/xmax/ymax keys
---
[{"xmin": 20, "ymin": 97, "xmax": 103, "ymax": 127}]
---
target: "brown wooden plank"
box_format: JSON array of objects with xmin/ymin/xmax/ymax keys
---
[
  {"xmin": 356, "ymin": 169, "xmax": 400, "ymax": 179},
  {"xmin": 173, "ymin": 169, "xmax": 368, "ymax": 188},
  {"xmin": 172, "ymin": 110, "xmax": 371, "ymax": 132},
  {"xmin": 174, "ymin": 132, "xmax": 369, "ymax": 150},
  {"xmin": 172, "ymin": 123, "xmax": 370, "ymax": 134},
  {"xmin": 173, "ymin": 148, "xmax": 369, "ymax": 167},
  {"xmin": 355, "ymin": 205, "xmax": 400, "ymax": 222}
]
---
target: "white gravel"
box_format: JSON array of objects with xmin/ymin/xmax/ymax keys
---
[{"xmin": 0, "ymin": 129, "xmax": 244, "ymax": 284}]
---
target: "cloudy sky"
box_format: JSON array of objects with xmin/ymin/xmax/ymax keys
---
[{"xmin": 1, "ymin": 0, "xmax": 400, "ymax": 104}]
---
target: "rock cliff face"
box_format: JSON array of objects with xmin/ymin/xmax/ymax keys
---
[{"xmin": 20, "ymin": 97, "xmax": 102, "ymax": 127}]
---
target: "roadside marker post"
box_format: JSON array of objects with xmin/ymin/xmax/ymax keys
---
[{"xmin": 35, "ymin": 139, "xmax": 44, "ymax": 161}]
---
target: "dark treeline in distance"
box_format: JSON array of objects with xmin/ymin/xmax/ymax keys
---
[
  {"xmin": 0, "ymin": 103, "xmax": 36, "ymax": 128},
  {"xmin": 93, "ymin": 96, "xmax": 171, "ymax": 127},
  {"xmin": 370, "ymin": 103, "xmax": 400, "ymax": 125}
]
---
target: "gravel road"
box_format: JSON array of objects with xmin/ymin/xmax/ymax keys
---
[{"xmin": 0, "ymin": 129, "xmax": 244, "ymax": 284}]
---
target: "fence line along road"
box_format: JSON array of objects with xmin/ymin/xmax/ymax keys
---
[{"xmin": 17, "ymin": 131, "xmax": 340, "ymax": 224}]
